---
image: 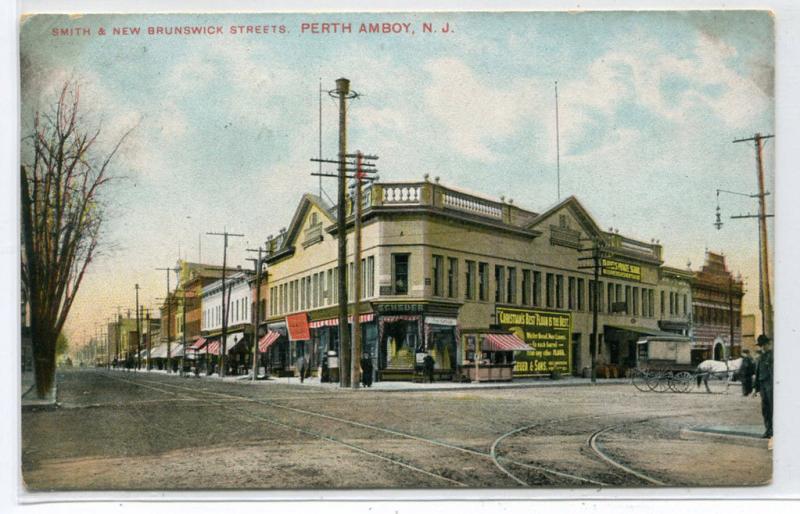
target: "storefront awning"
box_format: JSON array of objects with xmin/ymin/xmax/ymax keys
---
[
  {"xmin": 206, "ymin": 340, "xmax": 221, "ymax": 355},
  {"xmin": 308, "ymin": 313, "xmax": 375, "ymax": 328},
  {"xmin": 481, "ymin": 333, "xmax": 531, "ymax": 352},
  {"xmin": 150, "ymin": 343, "xmax": 169, "ymax": 359},
  {"xmin": 169, "ymin": 343, "xmax": 184, "ymax": 358},
  {"xmin": 605, "ymin": 324, "xmax": 690, "ymax": 339},
  {"xmin": 258, "ymin": 331, "xmax": 281, "ymax": 353},
  {"xmin": 189, "ymin": 337, "xmax": 207, "ymax": 350}
]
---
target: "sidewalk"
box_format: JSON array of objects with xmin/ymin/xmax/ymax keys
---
[
  {"xmin": 21, "ymin": 370, "xmax": 58, "ymax": 411},
  {"xmin": 104, "ymin": 367, "xmax": 631, "ymax": 391}
]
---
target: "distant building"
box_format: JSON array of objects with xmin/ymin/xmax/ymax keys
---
[{"xmin": 691, "ymin": 252, "xmax": 744, "ymax": 362}]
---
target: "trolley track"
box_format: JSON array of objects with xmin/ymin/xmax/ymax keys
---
[
  {"xmin": 100, "ymin": 371, "xmax": 615, "ymax": 487},
  {"xmin": 97, "ymin": 370, "xmax": 752, "ymax": 488}
]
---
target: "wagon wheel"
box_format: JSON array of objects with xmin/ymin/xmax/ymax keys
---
[
  {"xmin": 668, "ymin": 371, "xmax": 693, "ymax": 393},
  {"xmin": 631, "ymin": 368, "xmax": 651, "ymax": 392},
  {"xmin": 646, "ymin": 370, "xmax": 668, "ymax": 392}
]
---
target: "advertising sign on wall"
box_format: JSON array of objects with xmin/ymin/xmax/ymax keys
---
[
  {"xmin": 496, "ymin": 307, "xmax": 572, "ymax": 376},
  {"xmin": 601, "ymin": 258, "xmax": 642, "ymax": 281},
  {"xmin": 286, "ymin": 312, "xmax": 311, "ymax": 341}
]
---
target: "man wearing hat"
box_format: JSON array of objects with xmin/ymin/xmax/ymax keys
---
[
  {"xmin": 739, "ymin": 349, "xmax": 755, "ymax": 396},
  {"xmin": 753, "ymin": 334, "xmax": 773, "ymax": 438}
]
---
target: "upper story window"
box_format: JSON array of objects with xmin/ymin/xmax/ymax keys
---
[
  {"xmin": 478, "ymin": 262, "xmax": 489, "ymax": 301},
  {"xmin": 495, "ymin": 265, "xmax": 505, "ymax": 303},
  {"xmin": 432, "ymin": 255, "xmax": 444, "ymax": 296},
  {"xmin": 465, "ymin": 261, "xmax": 476, "ymax": 300},
  {"xmin": 393, "ymin": 254, "xmax": 409, "ymax": 295},
  {"xmin": 447, "ymin": 257, "xmax": 458, "ymax": 298}
]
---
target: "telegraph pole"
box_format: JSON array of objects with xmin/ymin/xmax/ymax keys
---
[
  {"xmin": 246, "ymin": 245, "xmax": 266, "ymax": 381},
  {"xmin": 156, "ymin": 266, "xmax": 174, "ymax": 371},
  {"xmin": 579, "ymin": 238, "xmax": 605, "ymax": 383},
  {"xmin": 146, "ymin": 308, "xmax": 152, "ymax": 370},
  {"xmin": 733, "ymin": 133, "xmax": 774, "ymax": 339},
  {"xmin": 135, "ymin": 284, "xmax": 142, "ymax": 370},
  {"xmin": 206, "ymin": 230, "xmax": 244, "ymax": 377}
]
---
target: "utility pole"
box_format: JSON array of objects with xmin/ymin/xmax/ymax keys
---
[
  {"xmin": 146, "ymin": 308, "xmax": 152, "ymax": 370},
  {"xmin": 732, "ymin": 133, "xmax": 774, "ymax": 339},
  {"xmin": 579, "ymin": 238, "xmax": 605, "ymax": 383},
  {"xmin": 246, "ymin": 245, "xmax": 266, "ymax": 381},
  {"xmin": 135, "ymin": 284, "xmax": 141, "ymax": 370},
  {"xmin": 206, "ymin": 230, "xmax": 244, "ymax": 377},
  {"xmin": 310, "ymin": 79, "xmax": 378, "ymax": 387},
  {"xmin": 729, "ymin": 274, "xmax": 735, "ymax": 358},
  {"xmin": 156, "ymin": 267, "xmax": 174, "ymax": 371},
  {"xmin": 348, "ymin": 151, "xmax": 378, "ymax": 389}
]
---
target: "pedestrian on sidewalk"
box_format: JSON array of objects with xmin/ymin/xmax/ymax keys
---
[
  {"xmin": 423, "ymin": 354, "xmax": 435, "ymax": 383},
  {"xmin": 297, "ymin": 353, "xmax": 306, "ymax": 383},
  {"xmin": 753, "ymin": 335, "xmax": 773, "ymax": 438},
  {"xmin": 739, "ymin": 349, "xmax": 755, "ymax": 396},
  {"xmin": 361, "ymin": 353, "xmax": 373, "ymax": 387}
]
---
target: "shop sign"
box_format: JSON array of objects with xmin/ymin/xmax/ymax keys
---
[
  {"xmin": 286, "ymin": 312, "xmax": 311, "ymax": 341},
  {"xmin": 375, "ymin": 303, "xmax": 425, "ymax": 314},
  {"xmin": 496, "ymin": 307, "xmax": 572, "ymax": 376},
  {"xmin": 425, "ymin": 316, "xmax": 457, "ymax": 326},
  {"xmin": 601, "ymin": 258, "xmax": 641, "ymax": 281}
]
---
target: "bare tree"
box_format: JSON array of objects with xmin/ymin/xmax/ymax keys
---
[{"xmin": 21, "ymin": 82, "xmax": 132, "ymax": 398}]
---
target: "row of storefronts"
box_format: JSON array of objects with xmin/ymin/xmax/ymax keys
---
[{"xmin": 142, "ymin": 179, "xmax": 743, "ymax": 382}]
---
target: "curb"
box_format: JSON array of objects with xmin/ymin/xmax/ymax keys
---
[{"xmin": 680, "ymin": 427, "xmax": 769, "ymax": 449}]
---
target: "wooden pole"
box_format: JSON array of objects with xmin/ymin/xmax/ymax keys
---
[
  {"xmin": 336, "ymin": 78, "xmax": 351, "ymax": 388},
  {"xmin": 352, "ymin": 152, "xmax": 363, "ymax": 389}
]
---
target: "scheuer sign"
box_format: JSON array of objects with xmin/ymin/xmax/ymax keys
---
[
  {"xmin": 601, "ymin": 258, "xmax": 641, "ymax": 281},
  {"xmin": 497, "ymin": 307, "xmax": 571, "ymax": 376}
]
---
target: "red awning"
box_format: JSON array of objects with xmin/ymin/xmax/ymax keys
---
[
  {"xmin": 308, "ymin": 313, "xmax": 375, "ymax": 328},
  {"xmin": 206, "ymin": 340, "xmax": 221, "ymax": 355},
  {"xmin": 258, "ymin": 331, "xmax": 281, "ymax": 353},
  {"xmin": 482, "ymin": 333, "xmax": 531, "ymax": 352},
  {"xmin": 190, "ymin": 337, "xmax": 207, "ymax": 350}
]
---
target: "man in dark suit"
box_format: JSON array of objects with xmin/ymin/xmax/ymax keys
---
[{"xmin": 753, "ymin": 335, "xmax": 773, "ymax": 438}]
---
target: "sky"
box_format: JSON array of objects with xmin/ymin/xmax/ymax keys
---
[{"xmin": 18, "ymin": 11, "xmax": 774, "ymax": 348}]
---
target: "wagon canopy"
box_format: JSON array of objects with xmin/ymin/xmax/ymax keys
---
[{"xmin": 605, "ymin": 324, "xmax": 688, "ymax": 339}]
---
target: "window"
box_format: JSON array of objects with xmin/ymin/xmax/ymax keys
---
[
  {"xmin": 465, "ymin": 260, "xmax": 476, "ymax": 300},
  {"xmin": 433, "ymin": 255, "xmax": 444, "ymax": 296},
  {"xmin": 568, "ymin": 277, "xmax": 576, "ymax": 310},
  {"xmin": 507, "ymin": 267, "xmax": 516, "ymax": 304},
  {"xmin": 607, "ymin": 283, "xmax": 614, "ymax": 314},
  {"xmin": 546, "ymin": 273, "xmax": 554, "ymax": 308},
  {"xmin": 660, "ymin": 290, "xmax": 666, "ymax": 316},
  {"xmin": 494, "ymin": 265, "xmax": 505, "ymax": 303},
  {"xmin": 625, "ymin": 286, "xmax": 631, "ymax": 314},
  {"xmin": 478, "ymin": 262, "xmax": 489, "ymax": 301},
  {"xmin": 577, "ymin": 278, "xmax": 585, "ymax": 311},
  {"xmin": 556, "ymin": 275, "xmax": 564, "ymax": 309},
  {"xmin": 367, "ymin": 256, "xmax": 375, "ymax": 298},
  {"xmin": 641, "ymin": 289, "xmax": 648, "ymax": 317},
  {"xmin": 448, "ymin": 257, "xmax": 458, "ymax": 298},
  {"xmin": 533, "ymin": 271, "xmax": 541, "ymax": 306},
  {"xmin": 683, "ymin": 294, "xmax": 687, "ymax": 315},
  {"xmin": 332, "ymin": 268, "xmax": 339, "ymax": 303},
  {"xmin": 632, "ymin": 287, "xmax": 639, "ymax": 316},
  {"xmin": 393, "ymin": 254, "xmax": 409, "ymax": 294},
  {"xmin": 649, "ymin": 289, "xmax": 655, "ymax": 317},
  {"xmin": 522, "ymin": 270, "xmax": 531, "ymax": 305}
]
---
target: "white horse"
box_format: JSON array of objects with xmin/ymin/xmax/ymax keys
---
[{"xmin": 695, "ymin": 358, "xmax": 742, "ymax": 391}]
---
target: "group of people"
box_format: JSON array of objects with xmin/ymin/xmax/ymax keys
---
[{"xmin": 738, "ymin": 335, "xmax": 774, "ymax": 439}]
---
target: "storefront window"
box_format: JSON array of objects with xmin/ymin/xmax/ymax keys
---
[
  {"xmin": 428, "ymin": 326, "xmax": 456, "ymax": 370},
  {"xmin": 383, "ymin": 320, "xmax": 419, "ymax": 369}
]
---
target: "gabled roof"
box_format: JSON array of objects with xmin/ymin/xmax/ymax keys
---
[
  {"xmin": 280, "ymin": 193, "xmax": 335, "ymax": 252},
  {"xmin": 527, "ymin": 195, "xmax": 605, "ymax": 239}
]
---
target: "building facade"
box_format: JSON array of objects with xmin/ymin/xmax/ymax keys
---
[
  {"xmin": 261, "ymin": 179, "xmax": 692, "ymax": 381},
  {"xmin": 200, "ymin": 270, "xmax": 254, "ymax": 373},
  {"xmin": 691, "ymin": 252, "xmax": 744, "ymax": 362}
]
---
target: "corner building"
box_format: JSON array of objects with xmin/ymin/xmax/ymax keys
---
[{"xmin": 261, "ymin": 179, "xmax": 692, "ymax": 381}]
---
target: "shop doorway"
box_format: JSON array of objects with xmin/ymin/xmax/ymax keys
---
[{"xmin": 571, "ymin": 333, "xmax": 581, "ymax": 376}]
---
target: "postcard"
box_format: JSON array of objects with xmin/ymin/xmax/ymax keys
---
[{"xmin": 18, "ymin": 9, "xmax": 775, "ymax": 494}]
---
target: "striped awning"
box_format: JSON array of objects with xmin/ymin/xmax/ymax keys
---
[
  {"xmin": 206, "ymin": 340, "xmax": 221, "ymax": 355},
  {"xmin": 258, "ymin": 331, "xmax": 281, "ymax": 353},
  {"xmin": 481, "ymin": 333, "xmax": 531, "ymax": 352},
  {"xmin": 308, "ymin": 313, "xmax": 375, "ymax": 328},
  {"xmin": 190, "ymin": 337, "xmax": 207, "ymax": 350}
]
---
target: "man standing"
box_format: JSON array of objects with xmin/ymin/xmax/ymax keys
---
[
  {"xmin": 360, "ymin": 353, "xmax": 373, "ymax": 388},
  {"xmin": 753, "ymin": 335, "xmax": 773, "ymax": 439},
  {"xmin": 423, "ymin": 354, "xmax": 435, "ymax": 383},
  {"xmin": 739, "ymin": 349, "xmax": 755, "ymax": 396},
  {"xmin": 296, "ymin": 352, "xmax": 306, "ymax": 384}
]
